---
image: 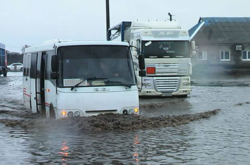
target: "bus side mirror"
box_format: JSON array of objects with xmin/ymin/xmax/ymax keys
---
[
  {"xmin": 51, "ymin": 55, "xmax": 58, "ymax": 72},
  {"xmin": 138, "ymin": 54, "xmax": 146, "ymax": 77}
]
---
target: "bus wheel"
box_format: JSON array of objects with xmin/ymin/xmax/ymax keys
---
[{"xmin": 49, "ymin": 104, "xmax": 56, "ymax": 119}]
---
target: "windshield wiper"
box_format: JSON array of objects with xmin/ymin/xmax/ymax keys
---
[
  {"xmin": 71, "ymin": 77, "xmax": 108, "ymax": 90},
  {"xmin": 105, "ymin": 80, "xmax": 132, "ymax": 88}
]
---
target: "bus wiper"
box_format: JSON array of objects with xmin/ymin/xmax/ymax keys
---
[
  {"xmin": 105, "ymin": 80, "xmax": 132, "ymax": 88},
  {"xmin": 71, "ymin": 77, "xmax": 108, "ymax": 90}
]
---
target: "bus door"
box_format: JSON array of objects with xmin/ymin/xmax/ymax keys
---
[
  {"xmin": 30, "ymin": 53, "xmax": 38, "ymax": 113},
  {"xmin": 36, "ymin": 52, "xmax": 46, "ymax": 114},
  {"xmin": 23, "ymin": 53, "xmax": 31, "ymax": 109}
]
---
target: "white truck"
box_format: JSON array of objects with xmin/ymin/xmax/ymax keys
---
[
  {"xmin": 23, "ymin": 40, "xmax": 142, "ymax": 119},
  {"xmin": 108, "ymin": 21, "xmax": 196, "ymax": 97}
]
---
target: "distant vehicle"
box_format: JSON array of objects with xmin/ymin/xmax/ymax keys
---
[
  {"xmin": 23, "ymin": 40, "xmax": 144, "ymax": 119},
  {"xmin": 0, "ymin": 43, "xmax": 7, "ymax": 77},
  {"xmin": 108, "ymin": 21, "xmax": 196, "ymax": 97},
  {"xmin": 7, "ymin": 63, "xmax": 23, "ymax": 71}
]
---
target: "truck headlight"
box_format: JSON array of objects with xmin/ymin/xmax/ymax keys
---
[
  {"xmin": 183, "ymin": 82, "xmax": 190, "ymax": 86},
  {"xmin": 142, "ymin": 78, "xmax": 154, "ymax": 89},
  {"xmin": 178, "ymin": 69, "xmax": 187, "ymax": 74}
]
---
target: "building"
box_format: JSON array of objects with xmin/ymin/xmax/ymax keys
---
[{"xmin": 189, "ymin": 17, "xmax": 250, "ymax": 69}]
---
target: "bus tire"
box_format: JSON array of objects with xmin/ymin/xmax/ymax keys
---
[{"xmin": 49, "ymin": 104, "xmax": 56, "ymax": 119}]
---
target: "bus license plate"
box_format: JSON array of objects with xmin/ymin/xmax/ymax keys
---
[{"xmin": 162, "ymin": 93, "xmax": 172, "ymax": 97}]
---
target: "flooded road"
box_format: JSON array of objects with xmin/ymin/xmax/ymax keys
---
[{"xmin": 1, "ymin": 72, "xmax": 250, "ymax": 164}]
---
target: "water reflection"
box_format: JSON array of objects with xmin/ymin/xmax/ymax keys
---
[{"xmin": 133, "ymin": 135, "xmax": 140, "ymax": 164}]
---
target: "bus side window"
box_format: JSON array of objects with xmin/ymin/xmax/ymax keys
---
[
  {"xmin": 46, "ymin": 50, "xmax": 56, "ymax": 86},
  {"xmin": 30, "ymin": 53, "xmax": 37, "ymax": 79},
  {"xmin": 136, "ymin": 39, "xmax": 141, "ymax": 54},
  {"xmin": 27, "ymin": 54, "xmax": 31, "ymax": 77},
  {"xmin": 23, "ymin": 54, "xmax": 26, "ymax": 76},
  {"xmin": 45, "ymin": 51, "xmax": 54, "ymax": 80}
]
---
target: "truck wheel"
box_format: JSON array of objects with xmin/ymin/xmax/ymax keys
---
[
  {"xmin": 49, "ymin": 104, "xmax": 56, "ymax": 119},
  {"xmin": 178, "ymin": 95, "xmax": 188, "ymax": 98}
]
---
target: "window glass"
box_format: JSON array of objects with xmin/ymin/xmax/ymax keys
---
[
  {"xmin": 248, "ymin": 52, "xmax": 250, "ymax": 59},
  {"xmin": 57, "ymin": 46, "xmax": 136, "ymax": 88},
  {"xmin": 225, "ymin": 51, "xmax": 230, "ymax": 59},
  {"xmin": 197, "ymin": 51, "xmax": 207, "ymax": 60},
  {"xmin": 221, "ymin": 52, "xmax": 224, "ymax": 59},
  {"xmin": 220, "ymin": 51, "xmax": 230, "ymax": 61},
  {"xmin": 142, "ymin": 41, "xmax": 190, "ymax": 58},
  {"xmin": 198, "ymin": 52, "xmax": 203, "ymax": 59},
  {"xmin": 242, "ymin": 51, "xmax": 247, "ymax": 59}
]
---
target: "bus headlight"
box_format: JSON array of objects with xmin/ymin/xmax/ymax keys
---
[
  {"xmin": 134, "ymin": 108, "xmax": 139, "ymax": 114},
  {"xmin": 61, "ymin": 110, "xmax": 67, "ymax": 117},
  {"xmin": 123, "ymin": 107, "xmax": 139, "ymax": 115},
  {"xmin": 74, "ymin": 111, "xmax": 81, "ymax": 117}
]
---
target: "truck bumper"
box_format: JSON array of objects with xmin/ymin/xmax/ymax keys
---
[{"xmin": 139, "ymin": 76, "xmax": 191, "ymax": 97}]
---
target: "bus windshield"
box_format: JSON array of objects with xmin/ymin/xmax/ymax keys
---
[
  {"xmin": 142, "ymin": 41, "xmax": 190, "ymax": 58},
  {"xmin": 57, "ymin": 45, "xmax": 136, "ymax": 88}
]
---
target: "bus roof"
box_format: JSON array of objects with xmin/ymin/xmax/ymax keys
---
[
  {"xmin": 0, "ymin": 43, "xmax": 5, "ymax": 49},
  {"xmin": 24, "ymin": 40, "xmax": 129, "ymax": 53}
]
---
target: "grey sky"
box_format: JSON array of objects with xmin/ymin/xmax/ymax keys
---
[{"xmin": 0, "ymin": 0, "xmax": 249, "ymax": 52}]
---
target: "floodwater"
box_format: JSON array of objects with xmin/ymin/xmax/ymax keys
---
[{"xmin": 1, "ymin": 72, "xmax": 250, "ymax": 165}]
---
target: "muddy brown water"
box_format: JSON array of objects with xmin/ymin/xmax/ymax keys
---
[{"xmin": 0, "ymin": 72, "xmax": 250, "ymax": 165}]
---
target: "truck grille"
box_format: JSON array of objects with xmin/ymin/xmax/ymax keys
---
[
  {"xmin": 155, "ymin": 63, "xmax": 188, "ymax": 76},
  {"xmin": 155, "ymin": 77, "xmax": 180, "ymax": 92}
]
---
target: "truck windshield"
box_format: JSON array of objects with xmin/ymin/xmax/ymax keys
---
[
  {"xmin": 57, "ymin": 45, "xmax": 136, "ymax": 88},
  {"xmin": 142, "ymin": 41, "xmax": 190, "ymax": 58}
]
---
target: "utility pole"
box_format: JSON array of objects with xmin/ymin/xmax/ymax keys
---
[
  {"xmin": 106, "ymin": 0, "xmax": 110, "ymax": 39},
  {"xmin": 168, "ymin": 13, "xmax": 173, "ymax": 21}
]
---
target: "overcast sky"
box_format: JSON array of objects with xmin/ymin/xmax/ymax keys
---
[{"xmin": 0, "ymin": 0, "xmax": 249, "ymax": 52}]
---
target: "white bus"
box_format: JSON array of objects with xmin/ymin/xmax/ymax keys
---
[{"xmin": 23, "ymin": 40, "xmax": 140, "ymax": 119}]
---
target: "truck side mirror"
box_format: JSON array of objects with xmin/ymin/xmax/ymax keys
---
[
  {"xmin": 139, "ymin": 70, "xmax": 146, "ymax": 77},
  {"xmin": 138, "ymin": 54, "xmax": 146, "ymax": 77},
  {"xmin": 191, "ymin": 41, "xmax": 196, "ymax": 50},
  {"xmin": 138, "ymin": 54, "xmax": 145, "ymax": 70}
]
